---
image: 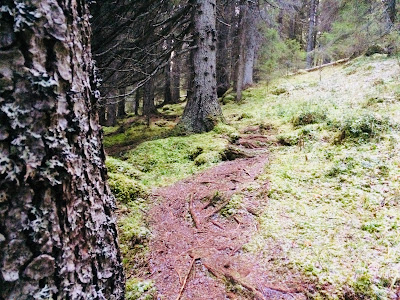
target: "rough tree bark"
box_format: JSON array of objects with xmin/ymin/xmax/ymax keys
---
[
  {"xmin": 179, "ymin": 0, "xmax": 222, "ymax": 133},
  {"xmin": 306, "ymin": 0, "xmax": 319, "ymax": 68},
  {"xmin": 0, "ymin": 1, "xmax": 125, "ymax": 299}
]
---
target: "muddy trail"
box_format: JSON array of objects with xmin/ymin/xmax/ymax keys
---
[{"xmin": 148, "ymin": 134, "xmax": 308, "ymax": 299}]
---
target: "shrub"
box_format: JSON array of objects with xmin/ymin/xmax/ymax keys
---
[
  {"xmin": 292, "ymin": 108, "xmax": 327, "ymax": 127},
  {"xmin": 334, "ymin": 112, "xmax": 389, "ymax": 143}
]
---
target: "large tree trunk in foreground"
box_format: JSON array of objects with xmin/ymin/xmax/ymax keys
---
[
  {"xmin": 179, "ymin": 0, "xmax": 222, "ymax": 132},
  {"xmin": 0, "ymin": 1, "xmax": 125, "ymax": 299}
]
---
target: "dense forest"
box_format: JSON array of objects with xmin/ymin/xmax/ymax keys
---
[{"xmin": 0, "ymin": 0, "xmax": 399, "ymax": 299}]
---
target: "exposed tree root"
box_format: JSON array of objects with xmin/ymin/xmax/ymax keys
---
[
  {"xmin": 189, "ymin": 194, "xmax": 201, "ymax": 228},
  {"xmin": 176, "ymin": 257, "xmax": 196, "ymax": 300},
  {"xmin": 202, "ymin": 262, "xmax": 267, "ymax": 300}
]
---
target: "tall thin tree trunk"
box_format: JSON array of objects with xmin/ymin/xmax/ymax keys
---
[
  {"xmin": 135, "ymin": 89, "xmax": 140, "ymax": 116},
  {"xmin": 235, "ymin": 2, "xmax": 247, "ymax": 102},
  {"xmin": 0, "ymin": 0, "xmax": 124, "ymax": 299},
  {"xmin": 164, "ymin": 42, "xmax": 173, "ymax": 105},
  {"xmin": 143, "ymin": 78, "xmax": 157, "ymax": 116},
  {"xmin": 171, "ymin": 50, "xmax": 181, "ymax": 103},
  {"xmin": 179, "ymin": 0, "xmax": 222, "ymax": 133},
  {"xmin": 306, "ymin": 0, "xmax": 319, "ymax": 68},
  {"xmin": 384, "ymin": 0, "xmax": 396, "ymax": 29},
  {"xmin": 106, "ymin": 97, "xmax": 117, "ymax": 126},
  {"xmin": 242, "ymin": 4, "xmax": 258, "ymax": 89},
  {"xmin": 117, "ymin": 87, "xmax": 126, "ymax": 118},
  {"xmin": 99, "ymin": 98, "xmax": 107, "ymax": 125},
  {"xmin": 216, "ymin": 2, "xmax": 233, "ymax": 97}
]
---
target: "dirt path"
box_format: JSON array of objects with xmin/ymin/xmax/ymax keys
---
[{"xmin": 148, "ymin": 135, "xmax": 307, "ymax": 299}]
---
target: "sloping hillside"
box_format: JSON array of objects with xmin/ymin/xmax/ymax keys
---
[{"xmin": 105, "ymin": 54, "xmax": 400, "ymax": 299}]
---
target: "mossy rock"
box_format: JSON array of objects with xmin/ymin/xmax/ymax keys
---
[
  {"xmin": 108, "ymin": 173, "xmax": 146, "ymax": 204},
  {"xmin": 365, "ymin": 44, "xmax": 385, "ymax": 56},
  {"xmin": 271, "ymin": 86, "xmax": 288, "ymax": 95},
  {"xmin": 292, "ymin": 110, "xmax": 327, "ymax": 127},
  {"xmin": 194, "ymin": 151, "xmax": 221, "ymax": 166},
  {"xmin": 222, "ymin": 94, "xmax": 236, "ymax": 104},
  {"xmin": 277, "ymin": 133, "xmax": 299, "ymax": 146},
  {"xmin": 106, "ymin": 157, "xmax": 142, "ymax": 179}
]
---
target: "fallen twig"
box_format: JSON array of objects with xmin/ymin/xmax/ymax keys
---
[
  {"xmin": 202, "ymin": 262, "xmax": 266, "ymax": 300},
  {"xmin": 176, "ymin": 257, "xmax": 195, "ymax": 300},
  {"xmin": 211, "ymin": 219, "xmax": 224, "ymax": 229},
  {"xmin": 204, "ymin": 198, "xmax": 231, "ymax": 220},
  {"xmin": 189, "ymin": 194, "xmax": 201, "ymax": 228}
]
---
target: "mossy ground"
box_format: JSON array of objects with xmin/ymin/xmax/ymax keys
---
[{"xmin": 105, "ymin": 54, "xmax": 400, "ymax": 299}]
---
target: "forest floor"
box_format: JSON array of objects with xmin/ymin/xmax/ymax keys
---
[{"xmin": 104, "ymin": 54, "xmax": 400, "ymax": 299}]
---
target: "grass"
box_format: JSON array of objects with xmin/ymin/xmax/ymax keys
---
[
  {"xmin": 105, "ymin": 54, "xmax": 400, "ymax": 299},
  {"xmin": 240, "ymin": 55, "xmax": 400, "ymax": 299}
]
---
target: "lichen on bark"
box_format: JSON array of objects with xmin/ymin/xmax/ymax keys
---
[{"xmin": 0, "ymin": 0, "xmax": 124, "ymax": 299}]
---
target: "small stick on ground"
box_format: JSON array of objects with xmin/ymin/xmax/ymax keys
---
[
  {"xmin": 204, "ymin": 198, "xmax": 231, "ymax": 220},
  {"xmin": 202, "ymin": 262, "xmax": 266, "ymax": 300},
  {"xmin": 189, "ymin": 194, "xmax": 201, "ymax": 228},
  {"xmin": 176, "ymin": 258, "xmax": 195, "ymax": 300},
  {"xmin": 211, "ymin": 219, "xmax": 224, "ymax": 229}
]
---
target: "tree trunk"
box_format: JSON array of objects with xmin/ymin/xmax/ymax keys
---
[
  {"xmin": 99, "ymin": 99, "xmax": 107, "ymax": 126},
  {"xmin": 234, "ymin": 2, "xmax": 247, "ymax": 102},
  {"xmin": 306, "ymin": 0, "xmax": 319, "ymax": 68},
  {"xmin": 0, "ymin": 1, "xmax": 125, "ymax": 299},
  {"xmin": 135, "ymin": 89, "xmax": 140, "ymax": 116},
  {"xmin": 143, "ymin": 78, "xmax": 157, "ymax": 116},
  {"xmin": 164, "ymin": 42, "xmax": 173, "ymax": 105},
  {"xmin": 384, "ymin": 0, "xmax": 396, "ymax": 29},
  {"xmin": 216, "ymin": 2, "xmax": 234, "ymax": 97},
  {"xmin": 179, "ymin": 0, "xmax": 222, "ymax": 133},
  {"xmin": 106, "ymin": 98, "xmax": 117, "ymax": 126},
  {"xmin": 171, "ymin": 50, "xmax": 181, "ymax": 103},
  {"xmin": 242, "ymin": 4, "xmax": 258, "ymax": 89},
  {"xmin": 117, "ymin": 88, "xmax": 126, "ymax": 118}
]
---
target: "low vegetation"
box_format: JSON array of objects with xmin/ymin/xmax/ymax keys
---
[{"xmin": 104, "ymin": 54, "xmax": 400, "ymax": 299}]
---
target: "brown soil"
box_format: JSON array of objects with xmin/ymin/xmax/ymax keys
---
[{"xmin": 148, "ymin": 133, "xmax": 310, "ymax": 299}]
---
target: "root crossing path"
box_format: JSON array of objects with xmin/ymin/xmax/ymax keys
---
[{"xmin": 148, "ymin": 136, "xmax": 307, "ymax": 300}]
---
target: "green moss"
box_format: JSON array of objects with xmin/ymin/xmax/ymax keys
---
[
  {"xmin": 106, "ymin": 157, "xmax": 142, "ymax": 179},
  {"xmin": 123, "ymin": 132, "xmax": 227, "ymax": 187},
  {"xmin": 332, "ymin": 112, "xmax": 390, "ymax": 143},
  {"xmin": 103, "ymin": 126, "xmax": 119, "ymax": 135},
  {"xmin": 292, "ymin": 109, "xmax": 327, "ymax": 127},
  {"xmin": 108, "ymin": 173, "xmax": 146, "ymax": 205},
  {"xmin": 125, "ymin": 278, "xmax": 155, "ymax": 300},
  {"xmin": 103, "ymin": 123, "xmax": 172, "ymax": 150}
]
